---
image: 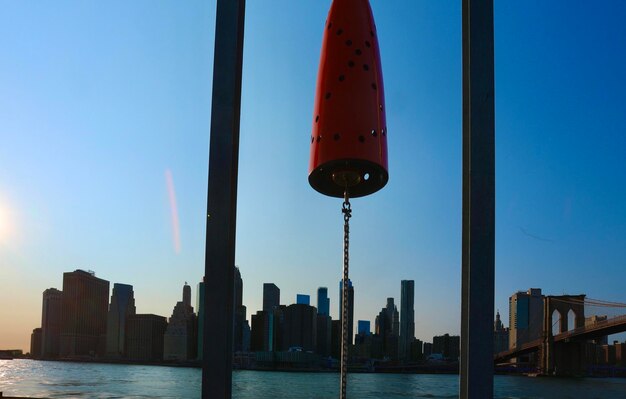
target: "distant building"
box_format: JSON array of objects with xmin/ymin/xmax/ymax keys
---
[
  {"xmin": 41, "ymin": 288, "xmax": 62, "ymax": 359},
  {"xmin": 585, "ymin": 315, "xmax": 608, "ymax": 345},
  {"xmin": 196, "ymin": 281, "xmax": 205, "ymax": 360},
  {"xmin": 126, "ymin": 314, "xmax": 168, "ymax": 362},
  {"xmin": 338, "ymin": 279, "xmax": 354, "ymax": 345},
  {"xmin": 493, "ymin": 310, "xmax": 509, "ymax": 354},
  {"xmin": 423, "ymin": 342, "xmax": 433, "ymax": 356},
  {"xmin": 331, "ymin": 319, "xmax": 341, "ymax": 359},
  {"xmin": 251, "ymin": 311, "xmax": 270, "ymax": 352},
  {"xmin": 296, "ymin": 294, "xmax": 310, "ymax": 306},
  {"xmin": 317, "ymin": 287, "xmax": 330, "ymax": 316},
  {"xmin": 316, "ymin": 314, "xmax": 332, "ymax": 356},
  {"xmin": 263, "ymin": 283, "xmax": 280, "ymax": 311},
  {"xmin": 357, "ymin": 320, "xmax": 371, "ymax": 336},
  {"xmin": 30, "ymin": 328, "xmax": 42, "ymax": 359},
  {"xmin": 375, "ymin": 298, "xmax": 399, "ymax": 358},
  {"xmin": 233, "ymin": 267, "xmax": 246, "ymax": 352},
  {"xmin": 432, "ymin": 334, "xmax": 460, "ymax": 360},
  {"xmin": 509, "ymin": 288, "xmax": 543, "ymax": 350},
  {"xmin": 163, "ymin": 283, "xmax": 197, "ymax": 361},
  {"xmin": 59, "ymin": 270, "xmax": 110, "ymax": 358},
  {"xmin": 399, "ymin": 280, "xmax": 415, "ymax": 360},
  {"xmin": 106, "ymin": 283, "xmax": 136, "ymax": 358},
  {"xmin": 410, "ymin": 339, "xmax": 423, "ymax": 361},
  {"xmin": 282, "ymin": 303, "xmax": 317, "ymax": 352}
]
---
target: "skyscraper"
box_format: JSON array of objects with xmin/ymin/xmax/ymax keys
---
[
  {"xmin": 59, "ymin": 269, "xmax": 110, "ymax": 358},
  {"xmin": 509, "ymin": 288, "xmax": 543, "ymax": 350},
  {"xmin": 106, "ymin": 283, "xmax": 136, "ymax": 358},
  {"xmin": 41, "ymin": 288, "xmax": 62, "ymax": 359},
  {"xmin": 296, "ymin": 294, "xmax": 310, "ymax": 305},
  {"xmin": 126, "ymin": 314, "xmax": 168, "ymax": 362},
  {"xmin": 375, "ymin": 297, "xmax": 399, "ymax": 358},
  {"xmin": 338, "ymin": 279, "xmax": 354, "ymax": 345},
  {"xmin": 30, "ymin": 328, "xmax": 42, "ymax": 358},
  {"xmin": 163, "ymin": 283, "xmax": 197, "ymax": 360},
  {"xmin": 317, "ymin": 287, "xmax": 330, "ymax": 316},
  {"xmin": 399, "ymin": 280, "xmax": 415, "ymax": 360},
  {"xmin": 493, "ymin": 310, "xmax": 509, "ymax": 354},
  {"xmin": 282, "ymin": 303, "xmax": 317, "ymax": 352},
  {"xmin": 233, "ymin": 267, "xmax": 246, "ymax": 352},
  {"xmin": 263, "ymin": 283, "xmax": 280, "ymax": 311},
  {"xmin": 196, "ymin": 281, "xmax": 205, "ymax": 360}
]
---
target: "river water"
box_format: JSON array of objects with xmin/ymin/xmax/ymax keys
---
[{"xmin": 1, "ymin": 360, "xmax": 626, "ymax": 398}]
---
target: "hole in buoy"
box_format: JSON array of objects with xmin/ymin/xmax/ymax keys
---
[
  {"xmin": 317, "ymin": 135, "xmax": 322, "ymax": 143},
  {"xmin": 339, "ymin": 75, "xmax": 345, "ymax": 82},
  {"xmin": 371, "ymin": 129, "xmax": 377, "ymax": 137},
  {"xmin": 315, "ymin": 115, "xmax": 319, "ymax": 123},
  {"xmin": 363, "ymin": 64, "xmax": 369, "ymax": 71},
  {"xmin": 336, "ymin": 28, "xmax": 343, "ymax": 35},
  {"xmin": 370, "ymin": 30, "xmax": 374, "ymax": 37},
  {"xmin": 333, "ymin": 133, "xmax": 340, "ymax": 141},
  {"xmin": 364, "ymin": 173, "xmax": 370, "ymax": 181},
  {"xmin": 355, "ymin": 49, "xmax": 362, "ymax": 56},
  {"xmin": 345, "ymin": 39, "xmax": 352, "ymax": 46},
  {"xmin": 379, "ymin": 104, "xmax": 383, "ymax": 111},
  {"xmin": 382, "ymin": 128, "xmax": 386, "ymax": 136},
  {"xmin": 365, "ymin": 40, "xmax": 371, "ymax": 48},
  {"xmin": 328, "ymin": 23, "xmax": 332, "ymax": 30},
  {"xmin": 372, "ymin": 83, "xmax": 377, "ymax": 90},
  {"xmin": 311, "ymin": 136, "xmax": 314, "ymax": 143},
  {"xmin": 358, "ymin": 135, "xmax": 365, "ymax": 143},
  {"xmin": 348, "ymin": 60, "xmax": 355, "ymax": 68},
  {"xmin": 325, "ymin": 92, "xmax": 331, "ymax": 99}
]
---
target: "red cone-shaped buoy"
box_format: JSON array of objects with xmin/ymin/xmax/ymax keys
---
[{"xmin": 309, "ymin": 0, "xmax": 388, "ymax": 198}]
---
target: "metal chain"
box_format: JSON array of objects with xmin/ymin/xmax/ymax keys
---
[{"xmin": 340, "ymin": 189, "xmax": 351, "ymax": 399}]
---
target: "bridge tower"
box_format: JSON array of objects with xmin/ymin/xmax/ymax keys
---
[{"xmin": 541, "ymin": 295, "xmax": 585, "ymax": 376}]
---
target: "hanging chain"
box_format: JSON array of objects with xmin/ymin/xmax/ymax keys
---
[{"xmin": 340, "ymin": 189, "xmax": 352, "ymax": 399}]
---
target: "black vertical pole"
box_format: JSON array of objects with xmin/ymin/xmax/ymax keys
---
[
  {"xmin": 461, "ymin": 0, "xmax": 495, "ymax": 398},
  {"xmin": 202, "ymin": 1, "xmax": 245, "ymax": 398}
]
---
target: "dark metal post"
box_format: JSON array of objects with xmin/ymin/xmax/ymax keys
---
[
  {"xmin": 460, "ymin": 0, "xmax": 495, "ymax": 398},
  {"xmin": 202, "ymin": 1, "xmax": 246, "ymax": 398}
]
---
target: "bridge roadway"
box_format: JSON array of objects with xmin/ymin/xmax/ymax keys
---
[{"xmin": 495, "ymin": 314, "xmax": 626, "ymax": 363}]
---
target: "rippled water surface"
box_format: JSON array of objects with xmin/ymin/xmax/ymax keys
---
[{"xmin": 2, "ymin": 360, "xmax": 626, "ymax": 398}]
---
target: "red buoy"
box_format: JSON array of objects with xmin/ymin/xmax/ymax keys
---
[{"xmin": 309, "ymin": 0, "xmax": 388, "ymax": 198}]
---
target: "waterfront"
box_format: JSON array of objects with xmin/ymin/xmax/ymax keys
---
[{"xmin": 1, "ymin": 360, "xmax": 626, "ymax": 398}]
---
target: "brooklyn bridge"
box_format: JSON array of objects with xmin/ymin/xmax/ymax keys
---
[{"xmin": 495, "ymin": 293, "xmax": 626, "ymax": 376}]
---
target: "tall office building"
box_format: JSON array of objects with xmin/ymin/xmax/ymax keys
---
[
  {"xmin": 509, "ymin": 288, "xmax": 543, "ymax": 350},
  {"xmin": 106, "ymin": 283, "xmax": 136, "ymax": 358},
  {"xmin": 316, "ymin": 313, "xmax": 332, "ymax": 356},
  {"xmin": 338, "ymin": 279, "xmax": 354, "ymax": 345},
  {"xmin": 432, "ymin": 334, "xmax": 460, "ymax": 360},
  {"xmin": 263, "ymin": 283, "xmax": 280, "ymax": 311},
  {"xmin": 30, "ymin": 328, "xmax": 42, "ymax": 359},
  {"xmin": 163, "ymin": 283, "xmax": 197, "ymax": 360},
  {"xmin": 59, "ymin": 270, "xmax": 110, "ymax": 357},
  {"xmin": 375, "ymin": 297, "xmax": 399, "ymax": 358},
  {"xmin": 233, "ymin": 267, "xmax": 246, "ymax": 352},
  {"xmin": 296, "ymin": 294, "xmax": 310, "ymax": 305},
  {"xmin": 126, "ymin": 314, "xmax": 168, "ymax": 361},
  {"xmin": 196, "ymin": 281, "xmax": 205, "ymax": 360},
  {"xmin": 317, "ymin": 287, "xmax": 330, "ymax": 316},
  {"xmin": 41, "ymin": 288, "xmax": 62, "ymax": 358},
  {"xmin": 493, "ymin": 310, "xmax": 509, "ymax": 354},
  {"xmin": 399, "ymin": 280, "xmax": 415, "ymax": 360},
  {"xmin": 282, "ymin": 303, "xmax": 317, "ymax": 352},
  {"xmin": 357, "ymin": 320, "xmax": 371, "ymax": 336}
]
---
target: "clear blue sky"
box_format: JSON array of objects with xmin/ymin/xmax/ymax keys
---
[{"xmin": 1, "ymin": 1, "xmax": 625, "ymax": 352}]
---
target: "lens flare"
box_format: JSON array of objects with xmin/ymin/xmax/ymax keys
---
[{"xmin": 165, "ymin": 169, "xmax": 181, "ymax": 254}]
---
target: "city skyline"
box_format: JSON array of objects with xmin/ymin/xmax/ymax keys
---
[{"xmin": 2, "ymin": 1, "xmax": 626, "ymax": 353}]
